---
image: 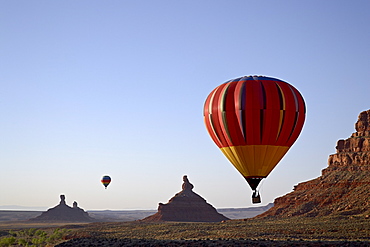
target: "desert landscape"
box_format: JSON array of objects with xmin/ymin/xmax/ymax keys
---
[
  {"xmin": 2, "ymin": 1, "xmax": 370, "ymax": 246},
  {"xmin": 0, "ymin": 216, "xmax": 369, "ymax": 246},
  {"xmin": 1, "ymin": 110, "xmax": 370, "ymax": 246}
]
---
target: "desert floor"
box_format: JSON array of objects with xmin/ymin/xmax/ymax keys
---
[{"xmin": 1, "ymin": 216, "xmax": 369, "ymax": 246}]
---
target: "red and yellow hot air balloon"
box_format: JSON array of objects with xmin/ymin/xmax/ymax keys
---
[
  {"xmin": 101, "ymin": 175, "xmax": 111, "ymax": 189},
  {"xmin": 203, "ymin": 76, "xmax": 306, "ymax": 203}
]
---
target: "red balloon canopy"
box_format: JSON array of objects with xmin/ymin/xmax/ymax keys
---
[{"xmin": 204, "ymin": 76, "xmax": 306, "ymax": 194}]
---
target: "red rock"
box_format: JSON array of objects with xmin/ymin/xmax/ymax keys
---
[
  {"xmin": 256, "ymin": 110, "xmax": 370, "ymax": 218},
  {"xmin": 142, "ymin": 175, "xmax": 229, "ymax": 222}
]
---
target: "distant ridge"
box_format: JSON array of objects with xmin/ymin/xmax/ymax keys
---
[
  {"xmin": 0, "ymin": 205, "xmax": 48, "ymax": 211},
  {"xmin": 218, "ymin": 203, "xmax": 273, "ymax": 219},
  {"xmin": 0, "ymin": 205, "xmax": 273, "ymax": 222}
]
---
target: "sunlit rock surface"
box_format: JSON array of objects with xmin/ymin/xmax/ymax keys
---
[{"xmin": 257, "ymin": 109, "xmax": 370, "ymax": 218}]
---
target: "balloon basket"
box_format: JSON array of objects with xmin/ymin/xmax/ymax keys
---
[{"xmin": 252, "ymin": 191, "xmax": 261, "ymax": 204}]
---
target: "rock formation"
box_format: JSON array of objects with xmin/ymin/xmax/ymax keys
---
[
  {"xmin": 29, "ymin": 195, "xmax": 95, "ymax": 222},
  {"xmin": 257, "ymin": 109, "xmax": 370, "ymax": 218},
  {"xmin": 142, "ymin": 175, "xmax": 229, "ymax": 222}
]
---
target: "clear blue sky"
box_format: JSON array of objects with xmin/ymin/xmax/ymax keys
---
[{"xmin": 1, "ymin": 1, "xmax": 369, "ymax": 210}]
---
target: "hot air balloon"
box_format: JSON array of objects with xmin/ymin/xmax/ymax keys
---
[
  {"xmin": 101, "ymin": 175, "xmax": 111, "ymax": 189},
  {"xmin": 203, "ymin": 76, "xmax": 306, "ymax": 203}
]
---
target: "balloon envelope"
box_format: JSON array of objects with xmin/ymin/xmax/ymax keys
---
[
  {"xmin": 203, "ymin": 76, "xmax": 306, "ymax": 190},
  {"xmin": 101, "ymin": 175, "xmax": 111, "ymax": 189}
]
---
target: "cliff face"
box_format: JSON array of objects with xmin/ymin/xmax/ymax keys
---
[
  {"xmin": 257, "ymin": 110, "xmax": 370, "ymax": 218},
  {"xmin": 325, "ymin": 109, "xmax": 370, "ymax": 174},
  {"xmin": 142, "ymin": 176, "xmax": 229, "ymax": 222},
  {"xmin": 29, "ymin": 195, "xmax": 95, "ymax": 222}
]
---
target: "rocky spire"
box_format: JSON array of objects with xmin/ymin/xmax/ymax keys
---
[
  {"xmin": 60, "ymin": 195, "xmax": 66, "ymax": 205},
  {"xmin": 181, "ymin": 175, "xmax": 194, "ymax": 191},
  {"xmin": 142, "ymin": 175, "xmax": 229, "ymax": 222}
]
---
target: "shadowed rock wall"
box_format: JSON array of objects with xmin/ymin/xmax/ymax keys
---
[
  {"xmin": 142, "ymin": 176, "xmax": 229, "ymax": 222},
  {"xmin": 29, "ymin": 195, "xmax": 95, "ymax": 222}
]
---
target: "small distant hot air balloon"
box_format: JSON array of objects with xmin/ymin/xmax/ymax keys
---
[
  {"xmin": 101, "ymin": 175, "xmax": 111, "ymax": 189},
  {"xmin": 203, "ymin": 76, "xmax": 306, "ymax": 203}
]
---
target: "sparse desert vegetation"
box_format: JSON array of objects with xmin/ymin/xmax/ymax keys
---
[
  {"xmin": 0, "ymin": 228, "xmax": 71, "ymax": 247},
  {"xmin": 63, "ymin": 216, "xmax": 370, "ymax": 242},
  {"xmin": 2, "ymin": 215, "xmax": 368, "ymax": 246}
]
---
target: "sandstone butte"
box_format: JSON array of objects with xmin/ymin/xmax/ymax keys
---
[
  {"xmin": 257, "ymin": 109, "xmax": 370, "ymax": 218},
  {"xmin": 142, "ymin": 175, "xmax": 230, "ymax": 222},
  {"xmin": 29, "ymin": 195, "xmax": 95, "ymax": 222}
]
